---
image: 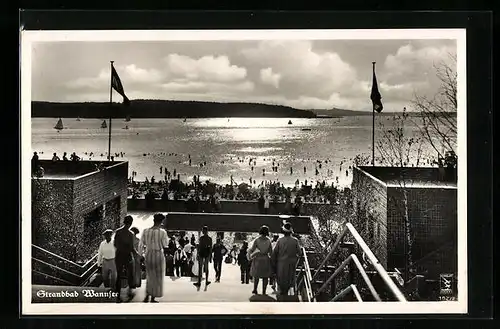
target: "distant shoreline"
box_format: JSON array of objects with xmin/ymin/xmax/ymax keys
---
[{"xmin": 30, "ymin": 100, "xmax": 433, "ymax": 119}]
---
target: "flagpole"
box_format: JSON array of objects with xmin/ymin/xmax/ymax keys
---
[
  {"xmin": 372, "ymin": 61, "xmax": 376, "ymax": 166},
  {"xmin": 108, "ymin": 61, "xmax": 113, "ymax": 162}
]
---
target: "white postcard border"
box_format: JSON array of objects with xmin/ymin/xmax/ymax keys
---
[{"xmin": 21, "ymin": 28, "xmax": 467, "ymax": 315}]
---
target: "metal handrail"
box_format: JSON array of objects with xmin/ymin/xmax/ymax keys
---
[
  {"xmin": 310, "ymin": 222, "xmax": 407, "ymax": 302},
  {"xmin": 346, "ymin": 223, "xmax": 407, "ymax": 302},
  {"xmin": 310, "ymin": 222, "xmax": 349, "ymax": 282},
  {"xmin": 300, "ymin": 247, "xmax": 314, "ymax": 302},
  {"xmin": 32, "ymin": 269, "xmax": 75, "ymax": 286},
  {"xmin": 33, "ymin": 258, "xmax": 99, "ymax": 286},
  {"xmin": 332, "ymin": 284, "xmax": 363, "ymax": 302},
  {"xmin": 32, "ymin": 251, "xmax": 99, "ymax": 286},
  {"xmin": 314, "ymin": 253, "xmax": 381, "ymax": 301},
  {"xmin": 80, "ymin": 266, "xmax": 100, "ymax": 286},
  {"xmin": 32, "ymin": 258, "xmax": 82, "ymax": 278},
  {"xmin": 32, "ymin": 244, "xmax": 98, "ymax": 269}
]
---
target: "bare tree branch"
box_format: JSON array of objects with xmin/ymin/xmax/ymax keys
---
[{"xmin": 411, "ymin": 54, "xmax": 457, "ymax": 159}]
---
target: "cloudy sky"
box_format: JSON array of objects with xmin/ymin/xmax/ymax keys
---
[{"xmin": 31, "ymin": 39, "xmax": 456, "ymax": 111}]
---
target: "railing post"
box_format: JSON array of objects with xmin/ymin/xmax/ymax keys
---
[{"xmin": 330, "ymin": 271, "xmax": 336, "ymax": 299}]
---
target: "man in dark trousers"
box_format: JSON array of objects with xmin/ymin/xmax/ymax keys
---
[
  {"xmin": 194, "ymin": 226, "xmax": 213, "ymax": 287},
  {"xmin": 114, "ymin": 215, "xmax": 136, "ymax": 303},
  {"xmin": 212, "ymin": 238, "xmax": 228, "ymax": 283}
]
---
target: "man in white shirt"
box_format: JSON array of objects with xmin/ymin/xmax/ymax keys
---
[
  {"xmin": 183, "ymin": 240, "xmax": 193, "ymax": 254},
  {"xmin": 98, "ymin": 229, "xmax": 117, "ymax": 288},
  {"xmin": 173, "ymin": 246, "xmax": 188, "ymax": 277}
]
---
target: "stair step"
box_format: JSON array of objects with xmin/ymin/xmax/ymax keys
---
[{"xmin": 33, "ymin": 258, "xmax": 80, "ymax": 285}]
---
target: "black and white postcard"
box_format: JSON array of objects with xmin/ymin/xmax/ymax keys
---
[{"xmin": 21, "ymin": 29, "xmax": 467, "ymax": 315}]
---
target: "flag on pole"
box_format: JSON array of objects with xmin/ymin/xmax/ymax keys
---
[
  {"xmin": 370, "ymin": 66, "xmax": 383, "ymax": 113},
  {"xmin": 111, "ymin": 64, "xmax": 130, "ymax": 106}
]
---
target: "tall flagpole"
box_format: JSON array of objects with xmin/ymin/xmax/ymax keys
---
[
  {"xmin": 108, "ymin": 61, "xmax": 113, "ymax": 162},
  {"xmin": 372, "ymin": 61, "xmax": 376, "ymax": 166}
]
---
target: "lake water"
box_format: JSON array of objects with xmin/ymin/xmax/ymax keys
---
[{"xmin": 30, "ymin": 116, "xmax": 431, "ymax": 187}]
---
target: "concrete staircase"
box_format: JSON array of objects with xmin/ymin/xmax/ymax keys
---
[{"xmin": 129, "ymin": 262, "xmax": 279, "ymax": 303}]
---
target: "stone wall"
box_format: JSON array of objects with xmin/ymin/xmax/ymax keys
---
[
  {"xmin": 386, "ymin": 186, "xmax": 457, "ymax": 276},
  {"xmin": 31, "ymin": 162, "xmax": 129, "ymax": 262},
  {"xmin": 73, "ymin": 162, "xmax": 129, "ymax": 261},
  {"xmin": 351, "ymin": 167, "xmax": 389, "ymax": 268},
  {"xmin": 127, "ymin": 198, "xmax": 347, "ymax": 243},
  {"xmin": 32, "ymin": 178, "xmax": 76, "ymax": 261},
  {"xmin": 128, "ymin": 198, "xmax": 342, "ymax": 226},
  {"xmin": 162, "ymin": 212, "xmax": 312, "ymax": 234}
]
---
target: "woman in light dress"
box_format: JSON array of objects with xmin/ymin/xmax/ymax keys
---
[
  {"xmin": 138, "ymin": 213, "xmax": 168, "ymax": 303},
  {"xmin": 191, "ymin": 246, "xmax": 199, "ymax": 277},
  {"xmin": 248, "ymin": 225, "xmax": 272, "ymax": 295}
]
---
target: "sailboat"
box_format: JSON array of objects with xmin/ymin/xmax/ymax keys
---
[
  {"xmin": 101, "ymin": 120, "xmax": 107, "ymax": 129},
  {"xmin": 54, "ymin": 118, "xmax": 64, "ymax": 132},
  {"xmin": 288, "ymin": 120, "xmax": 293, "ymax": 125}
]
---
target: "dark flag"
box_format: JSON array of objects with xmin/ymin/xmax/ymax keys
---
[
  {"xmin": 111, "ymin": 65, "xmax": 130, "ymax": 106},
  {"xmin": 370, "ymin": 66, "xmax": 383, "ymax": 113}
]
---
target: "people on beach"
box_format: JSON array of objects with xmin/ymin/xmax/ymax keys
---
[
  {"xmin": 264, "ymin": 194, "xmax": 270, "ymax": 214},
  {"xmin": 31, "ymin": 152, "xmax": 40, "ymax": 175},
  {"xmin": 52, "ymin": 152, "xmax": 60, "ymax": 161},
  {"xmin": 70, "ymin": 152, "xmax": 80, "ymax": 161},
  {"xmin": 138, "ymin": 213, "xmax": 168, "ymax": 302}
]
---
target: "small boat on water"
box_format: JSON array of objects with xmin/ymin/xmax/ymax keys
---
[
  {"xmin": 101, "ymin": 120, "xmax": 107, "ymax": 129},
  {"xmin": 76, "ymin": 117, "xmax": 81, "ymax": 121},
  {"xmin": 301, "ymin": 128, "xmax": 311, "ymax": 131},
  {"xmin": 123, "ymin": 125, "xmax": 129, "ymax": 130},
  {"xmin": 54, "ymin": 118, "xmax": 64, "ymax": 132},
  {"xmin": 288, "ymin": 120, "xmax": 293, "ymax": 125}
]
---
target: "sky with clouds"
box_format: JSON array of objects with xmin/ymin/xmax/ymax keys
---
[{"xmin": 31, "ymin": 39, "xmax": 456, "ymax": 111}]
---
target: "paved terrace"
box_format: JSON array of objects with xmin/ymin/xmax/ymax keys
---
[
  {"xmin": 33, "ymin": 263, "xmax": 295, "ymax": 303},
  {"xmin": 128, "ymin": 263, "xmax": 284, "ymax": 303}
]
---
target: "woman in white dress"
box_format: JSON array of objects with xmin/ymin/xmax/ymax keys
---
[{"xmin": 138, "ymin": 213, "xmax": 168, "ymax": 303}]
